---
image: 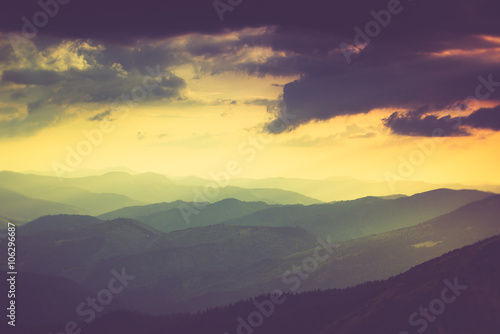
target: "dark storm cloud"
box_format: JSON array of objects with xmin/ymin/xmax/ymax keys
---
[
  {"xmin": 1, "ymin": 0, "xmax": 499, "ymax": 44},
  {"xmin": 2, "ymin": 69, "xmax": 64, "ymax": 85},
  {"xmin": 269, "ymin": 44, "xmax": 500, "ymax": 132},
  {"xmin": 463, "ymin": 105, "xmax": 500, "ymax": 130},
  {"xmin": 0, "ymin": 0, "xmax": 500, "ymax": 135},
  {"xmin": 1, "ymin": 66, "xmax": 186, "ymax": 109},
  {"xmin": 27, "ymin": 99, "xmax": 46, "ymax": 113},
  {"xmin": 383, "ymin": 110, "xmax": 468, "ymax": 137},
  {"xmin": 107, "ymin": 0, "xmax": 500, "ymax": 134},
  {"xmin": 383, "ymin": 105, "xmax": 500, "ymax": 136},
  {"xmin": 96, "ymin": 44, "xmax": 186, "ymax": 75},
  {"xmin": 258, "ymin": 51, "xmax": 500, "ymax": 132}
]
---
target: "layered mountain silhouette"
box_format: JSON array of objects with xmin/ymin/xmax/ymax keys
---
[
  {"xmin": 2, "ymin": 170, "xmax": 499, "ymax": 334},
  {"xmin": 0, "ymin": 171, "xmax": 320, "ymax": 219},
  {"xmin": 98, "ymin": 198, "xmax": 273, "ymax": 233},
  {"xmin": 184, "ymin": 175, "xmax": 500, "ymax": 202},
  {"xmin": 8, "ymin": 194, "xmax": 500, "ymax": 316},
  {"xmin": 225, "ymin": 189, "xmax": 493, "ymax": 241},
  {"xmin": 0, "ymin": 187, "xmax": 84, "ymax": 222},
  {"xmin": 98, "ymin": 189, "xmax": 492, "ymax": 239},
  {"xmin": 294, "ymin": 194, "xmax": 500, "ymax": 291}
]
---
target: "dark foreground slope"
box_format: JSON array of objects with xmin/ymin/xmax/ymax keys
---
[
  {"xmin": 0, "ymin": 270, "xmax": 129, "ymax": 332},
  {"xmin": 49, "ymin": 235, "xmax": 500, "ymax": 334}
]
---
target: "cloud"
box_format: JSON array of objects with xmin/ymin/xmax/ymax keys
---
[
  {"xmin": 463, "ymin": 105, "xmax": 500, "ymax": 131},
  {"xmin": 383, "ymin": 110, "xmax": 468, "ymax": 137},
  {"xmin": 88, "ymin": 109, "xmax": 112, "ymax": 122},
  {"xmin": 1, "ymin": 0, "xmax": 500, "ymax": 137},
  {"xmin": 0, "ymin": 106, "xmax": 63, "ymax": 138},
  {"xmin": 10, "ymin": 91, "xmax": 26, "ymax": 100},
  {"xmin": 0, "ymin": 106, "xmax": 21, "ymax": 122},
  {"xmin": 3, "ymin": 67, "xmax": 185, "ymax": 108},
  {"xmin": 244, "ymin": 98, "xmax": 277, "ymax": 106},
  {"xmin": 2, "ymin": 69, "xmax": 64, "ymax": 85},
  {"xmin": 0, "ymin": 37, "xmax": 187, "ymax": 135},
  {"xmin": 383, "ymin": 105, "xmax": 500, "ymax": 137},
  {"xmin": 261, "ymin": 44, "xmax": 500, "ymax": 132},
  {"xmin": 342, "ymin": 123, "xmax": 378, "ymax": 139},
  {"xmin": 280, "ymin": 123, "xmax": 378, "ymax": 146},
  {"xmin": 0, "ymin": 106, "xmax": 18, "ymax": 115},
  {"xmin": 1, "ymin": 0, "xmax": 498, "ymax": 46},
  {"xmin": 349, "ymin": 131, "xmax": 377, "ymax": 139}
]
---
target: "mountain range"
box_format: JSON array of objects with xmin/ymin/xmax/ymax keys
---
[
  {"xmin": 0, "ymin": 171, "xmax": 320, "ymax": 220},
  {"xmin": 97, "ymin": 189, "xmax": 492, "ymax": 239},
  {"xmin": 7, "ymin": 192, "xmax": 500, "ymax": 316},
  {"xmin": 2, "ymin": 170, "xmax": 499, "ymax": 334}
]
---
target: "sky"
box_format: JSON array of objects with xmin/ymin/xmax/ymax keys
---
[{"xmin": 0, "ymin": 0, "xmax": 499, "ymax": 185}]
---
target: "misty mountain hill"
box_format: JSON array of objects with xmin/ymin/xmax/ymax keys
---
[
  {"xmin": 225, "ymin": 175, "xmax": 500, "ymax": 202},
  {"xmin": 226, "ymin": 189, "xmax": 492, "ymax": 241},
  {"xmin": 18, "ymin": 214, "xmax": 103, "ymax": 235},
  {"xmin": 177, "ymin": 175, "xmax": 404, "ymax": 201},
  {"xmin": 0, "ymin": 187, "xmax": 85, "ymax": 223},
  {"xmin": 57, "ymin": 171, "xmax": 321, "ymax": 204},
  {"xmin": 98, "ymin": 200, "xmax": 190, "ymax": 221},
  {"xmin": 0, "ymin": 171, "xmax": 321, "ymax": 208},
  {"xmin": 0, "ymin": 171, "xmax": 145, "ymax": 215},
  {"xmin": 15, "ymin": 216, "xmax": 162, "ymax": 277},
  {"xmin": 35, "ymin": 186, "xmax": 144, "ymax": 215},
  {"xmin": 217, "ymin": 187, "xmax": 320, "ymax": 205},
  {"xmin": 292, "ymin": 194, "xmax": 500, "ymax": 292},
  {"xmin": 0, "ymin": 171, "xmax": 60, "ymax": 192},
  {"xmin": 99, "ymin": 198, "xmax": 273, "ymax": 233},
  {"xmin": 63, "ymin": 171, "xmax": 178, "ymax": 196},
  {"xmin": 21, "ymin": 166, "xmax": 138, "ymax": 178},
  {"xmin": 148, "ymin": 223, "xmax": 314, "ymax": 251},
  {"xmin": 374, "ymin": 194, "xmax": 408, "ymax": 199},
  {"xmin": 98, "ymin": 189, "xmax": 489, "ymax": 237}
]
